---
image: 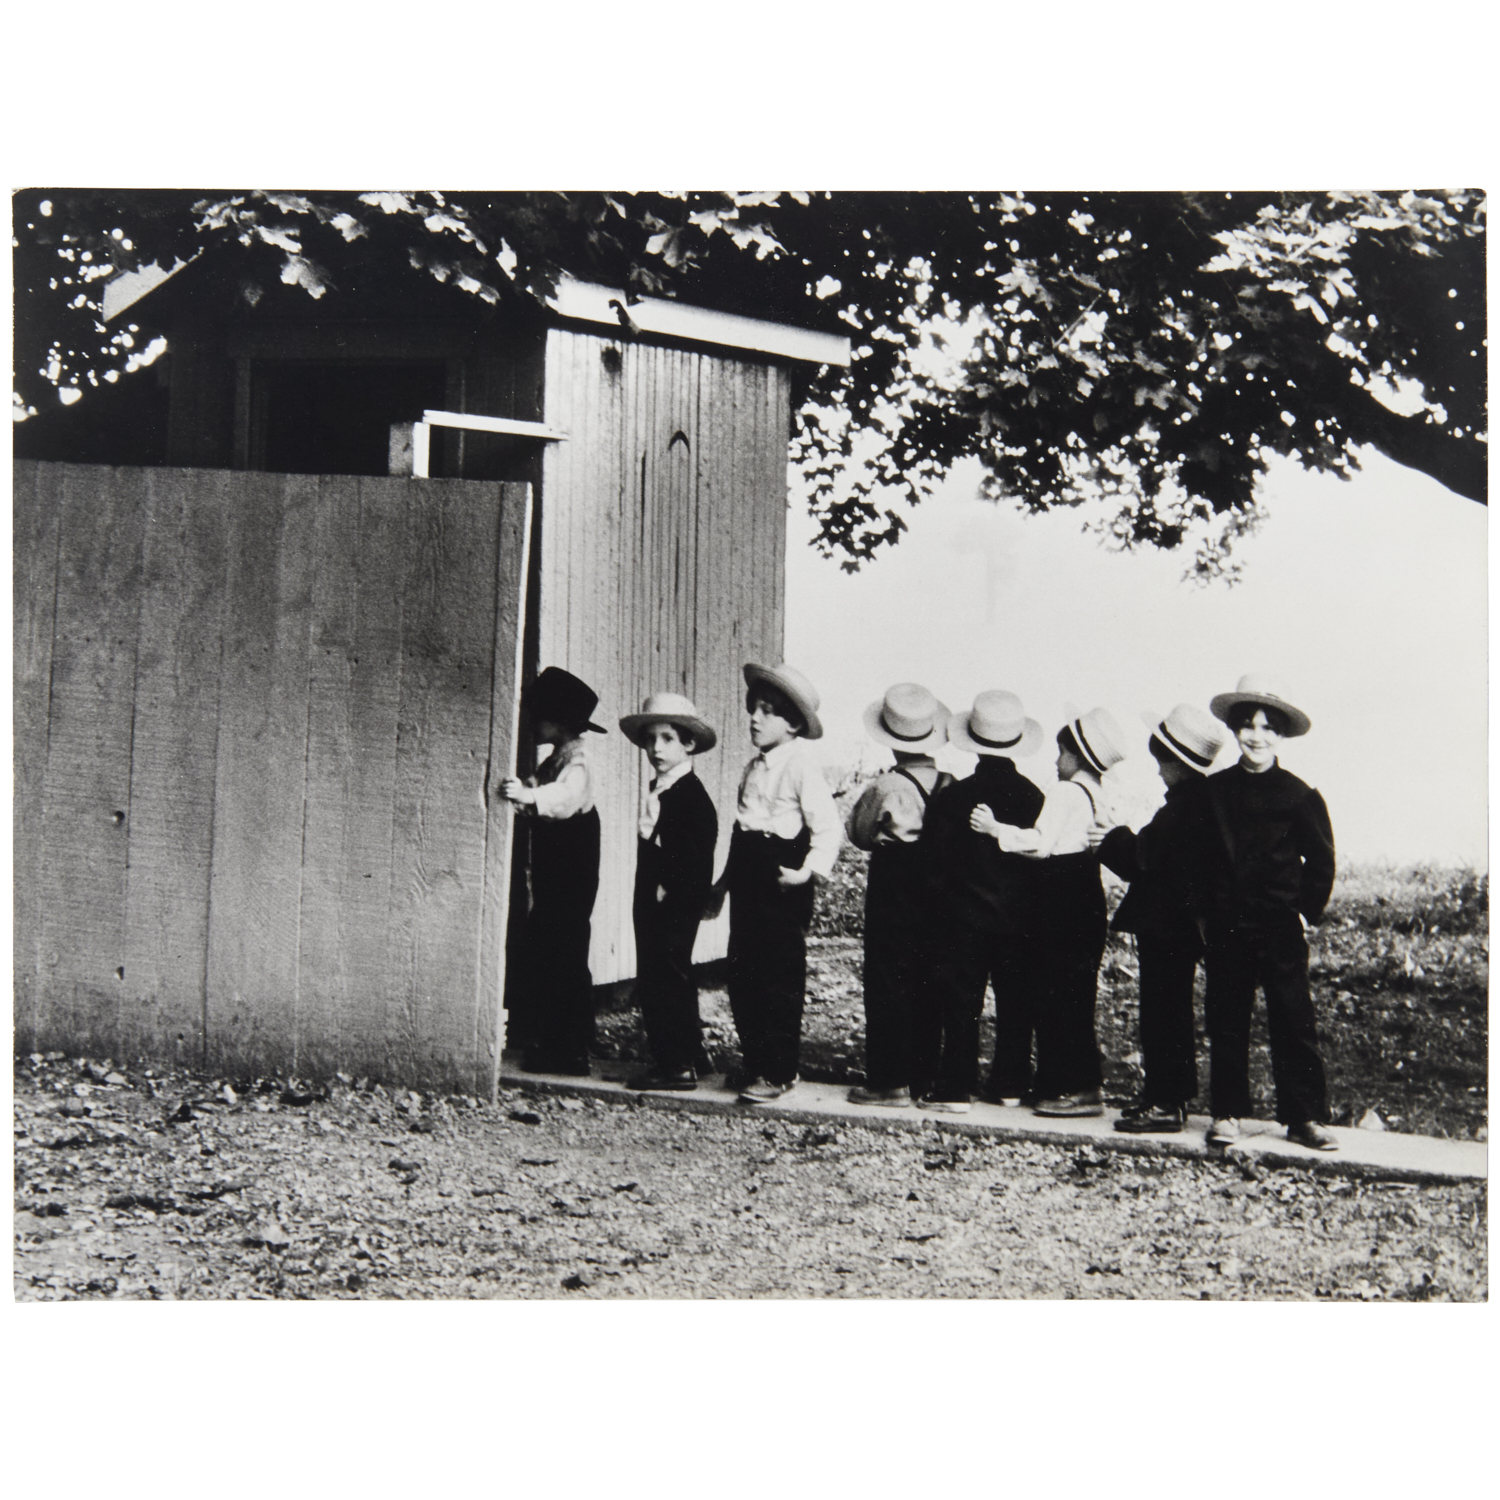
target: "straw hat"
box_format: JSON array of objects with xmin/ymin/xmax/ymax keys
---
[
  {"xmin": 524, "ymin": 666, "xmax": 606, "ymax": 734},
  {"xmin": 947, "ymin": 690, "xmax": 1043, "ymax": 758},
  {"xmin": 743, "ymin": 662, "xmax": 824, "ymax": 740},
  {"xmin": 1209, "ymin": 673, "xmax": 1311, "ymax": 738},
  {"xmin": 862, "ymin": 682, "xmax": 950, "ymax": 753},
  {"xmin": 1142, "ymin": 703, "xmax": 1226, "ymax": 771},
  {"xmin": 619, "ymin": 692, "xmax": 717, "ymax": 752},
  {"xmin": 1062, "ymin": 704, "xmax": 1128, "ymax": 776}
]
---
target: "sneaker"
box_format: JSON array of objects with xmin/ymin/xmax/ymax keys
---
[
  {"xmin": 1286, "ymin": 1120, "xmax": 1339, "ymax": 1152},
  {"xmin": 1113, "ymin": 1101, "xmax": 1186, "ymax": 1135},
  {"xmin": 626, "ymin": 1068, "xmax": 697, "ymax": 1093},
  {"xmin": 738, "ymin": 1077, "xmax": 797, "ymax": 1104},
  {"xmin": 847, "ymin": 1085, "xmax": 912, "ymax": 1107},
  {"xmin": 1032, "ymin": 1090, "xmax": 1104, "ymax": 1118},
  {"xmin": 1207, "ymin": 1117, "xmax": 1242, "ymax": 1146},
  {"xmin": 917, "ymin": 1096, "xmax": 972, "ymax": 1115}
]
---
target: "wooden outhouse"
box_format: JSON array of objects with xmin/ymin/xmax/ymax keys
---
[{"xmin": 13, "ymin": 260, "xmax": 848, "ymax": 1093}]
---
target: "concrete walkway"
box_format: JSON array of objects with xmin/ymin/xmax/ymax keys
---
[{"xmin": 500, "ymin": 1060, "xmax": 1488, "ymax": 1185}]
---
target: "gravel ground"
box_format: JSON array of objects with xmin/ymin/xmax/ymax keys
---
[{"xmin": 14, "ymin": 1055, "xmax": 1486, "ymax": 1301}]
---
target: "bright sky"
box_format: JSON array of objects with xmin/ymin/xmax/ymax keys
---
[{"xmin": 786, "ymin": 448, "xmax": 1488, "ymax": 869}]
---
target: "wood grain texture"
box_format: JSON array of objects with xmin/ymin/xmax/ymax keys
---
[
  {"xmin": 205, "ymin": 472, "xmax": 317, "ymax": 1077},
  {"xmin": 13, "ymin": 462, "xmax": 64, "ymax": 1051},
  {"xmin": 34, "ymin": 464, "xmax": 148, "ymax": 1058},
  {"xmin": 119, "ymin": 467, "xmax": 229, "ymax": 1066},
  {"xmin": 384, "ymin": 476, "xmax": 500, "ymax": 1088},
  {"xmin": 475, "ymin": 482, "xmax": 532, "ymax": 1097}
]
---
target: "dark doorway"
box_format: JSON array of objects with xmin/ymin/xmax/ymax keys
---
[{"xmin": 255, "ymin": 361, "xmax": 448, "ymax": 476}]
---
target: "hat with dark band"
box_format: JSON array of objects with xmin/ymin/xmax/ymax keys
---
[
  {"xmin": 1062, "ymin": 704, "xmax": 1128, "ymax": 776},
  {"xmin": 1142, "ymin": 703, "xmax": 1226, "ymax": 771},
  {"xmin": 862, "ymin": 682, "xmax": 950, "ymax": 753},
  {"xmin": 743, "ymin": 662, "xmax": 824, "ymax": 740},
  {"xmin": 619, "ymin": 692, "xmax": 717, "ymax": 752},
  {"xmin": 947, "ymin": 690, "xmax": 1043, "ymax": 758},
  {"xmin": 1209, "ymin": 673, "xmax": 1311, "ymax": 738}
]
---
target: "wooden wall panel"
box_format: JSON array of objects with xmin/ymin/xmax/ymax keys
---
[
  {"xmin": 476, "ymin": 482, "xmax": 533, "ymax": 1094},
  {"xmin": 204, "ymin": 473, "xmax": 317, "ymax": 1076},
  {"xmin": 13, "ymin": 462, "xmax": 65, "ymax": 1052},
  {"xmin": 537, "ymin": 331, "xmax": 792, "ymax": 985},
  {"xmin": 33, "ymin": 464, "xmax": 148, "ymax": 1059},
  {"xmin": 384, "ymin": 477, "xmax": 501, "ymax": 1089},
  {"xmin": 119, "ymin": 467, "xmax": 229, "ymax": 1065}
]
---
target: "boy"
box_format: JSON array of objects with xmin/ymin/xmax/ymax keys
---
[
  {"xmin": 618, "ymin": 692, "xmax": 719, "ymax": 1092},
  {"xmin": 972, "ymin": 705, "xmax": 1127, "ymax": 1117},
  {"xmin": 846, "ymin": 683, "xmax": 952, "ymax": 1107},
  {"xmin": 918, "ymin": 690, "xmax": 1046, "ymax": 1114},
  {"xmin": 499, "ymin": 666, "xmax": 606, "ymax": 1076},
  {"xmin": 1200, "ymin": 674, "xmax": 1338, "ymax": 1152},
  {"xmin": 1091, "ymin": 703, "xmax": 1225, "ymax": 1134},
  {"xmin": 715, "ymin": 662, "xmax": 841, "ymax": 1103}
]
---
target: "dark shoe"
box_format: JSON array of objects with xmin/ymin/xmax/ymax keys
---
[
  {"xmin": 738, "ymin": 1076, "xmax": 797, "ymax": 1104},
  {"xmin": 1033, "ymin": 1089, "xmax": 1104, "ymax": 1118},
  {"xmin": 848, "ymin": 1085, "xmax": 912, "ymax": 1107},
  {"xmin": 1113, "ymin": 1101, "xmax": 1186, "ymax": 1134},
  {"xmin": 917, "ymin": 1095, "xmax": 972, "ymax": 1115},
  {"xmin": 626, "ymin": 1068, "xmax": 697, "ymax": 1092},
  {"xmin": 1286, "ymin": 1119, "xmax": 1339, "ymax": 1152}
]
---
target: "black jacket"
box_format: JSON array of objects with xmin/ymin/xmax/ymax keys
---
[
  {"xmin": 635, "ymin": 772, "xmax": 718, "ymax": 920},
  {"xmin": 1199, "ymin": 762, "xmax": 1336, "ymax": 926},
  {"xmin": 1098, "ymin": 776, "xmax": 1211, "ymax": 941},
  {"xmin": 921, "ymin": 758, "xmax": 1045, "ymax": 933}
]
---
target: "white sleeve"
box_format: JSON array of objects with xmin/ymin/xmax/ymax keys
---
[
  {"xmin": 795, "ymin": 757, "xmax": 843, "ymax": 879},
  {"xmin": 531, "ymin": 760, "xmax": 591, "ymax": 820},
  {"xmin": 1000, "ymin": 782, "xmax": 1093, "ymax": 857}
]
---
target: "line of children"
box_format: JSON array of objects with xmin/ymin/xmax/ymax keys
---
[
  {"xmin": 502, "ymin": 661, "xmax": 1339, "ymax": 1154},
  {"xmin": 504, "ymin": 660, "xmax": 840, "ymax": 1107}
]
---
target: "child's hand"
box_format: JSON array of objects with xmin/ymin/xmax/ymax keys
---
[
  {"xmin": 499, "ymin": 777, "xmax": 533, "ymax": 806},
  {"xmin": 777, "ymin": 865, "xmax": 813, "ymax": 889},
  {"xmin": 969, "ymin": 804, "xmax": 1001, "ymax": 837},
  {"xmin": 1086, "ymin": 823, "xmax": 1111, "ymax": 849}
]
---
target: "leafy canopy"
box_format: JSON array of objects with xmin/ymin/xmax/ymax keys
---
[{"xmin": 13, "ymin": 188, "xmax": 1486, "ymax": 575}]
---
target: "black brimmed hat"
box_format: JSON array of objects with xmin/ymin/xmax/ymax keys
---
[{"xmin": 525, "ymin": 666, "xmax": 607, "ymax": 734}]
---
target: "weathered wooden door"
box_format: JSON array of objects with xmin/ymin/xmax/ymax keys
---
[{"xmin": 13, "ymin": 461, "xmax": 529, "ymax": 1096}]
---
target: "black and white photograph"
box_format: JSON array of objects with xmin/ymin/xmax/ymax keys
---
[{"xmin": 6, "ymin": 9, "xmax": 1491, "ymax": 1493}]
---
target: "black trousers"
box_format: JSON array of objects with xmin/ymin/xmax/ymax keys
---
[
  {"xmin": 511, "ymin": 810, "xmax": 600, "ymax": 1068},
  {"xmin": 727, "ymin": 826, "xmax": 814, "ymax": 1085},
  {"xmin": 1030, "ymin": 856, "xmax": 1106, "ymax": 1100},
  {"xmin": 1204, "ymin": 915, "xmax": 1328, "ymax": 1124},
  {"xmin": 861, "ymin": 844, "xmax": 939, "ymax": 1092},
  {"xmin": 633, "ymin": 881, "xmax": 706, "ymax": 1074},
  {"xmin": 1134, "ymin": 929, "xmax": 1202, "ymax": 1108},
  {"xmin": 927, "ymin": 916, "xmax": 1036, "ymax": 1102}
]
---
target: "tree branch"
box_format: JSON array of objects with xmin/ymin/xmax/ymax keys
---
[{"xmin": 1332, "ymin": 383, "xmax": 1488, "ymax": 505}]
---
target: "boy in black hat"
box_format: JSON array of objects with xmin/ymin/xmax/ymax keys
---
[
  {"xmin": 618, "ymin": 692, "xmax": 720, "ymax": 1092},
  {"xmin": 500, "ymin": 667, "xmax": 607, "ymax": 1075}
]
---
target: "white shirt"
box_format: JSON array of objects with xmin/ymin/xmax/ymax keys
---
[
  {"xmin": 735, "ymin": 737, "xmax": 842, "ymax": 879},
  {"xmin": 526, "ymin": 737, "xmax": 595, "ymax": 820},
  {"xmin": 638, "ymin": 757, "xmax": 696, "ymax": 841},
  {"xmin": 992, "ymin": 773, "xmax": 1101, "ymax": 858}
]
